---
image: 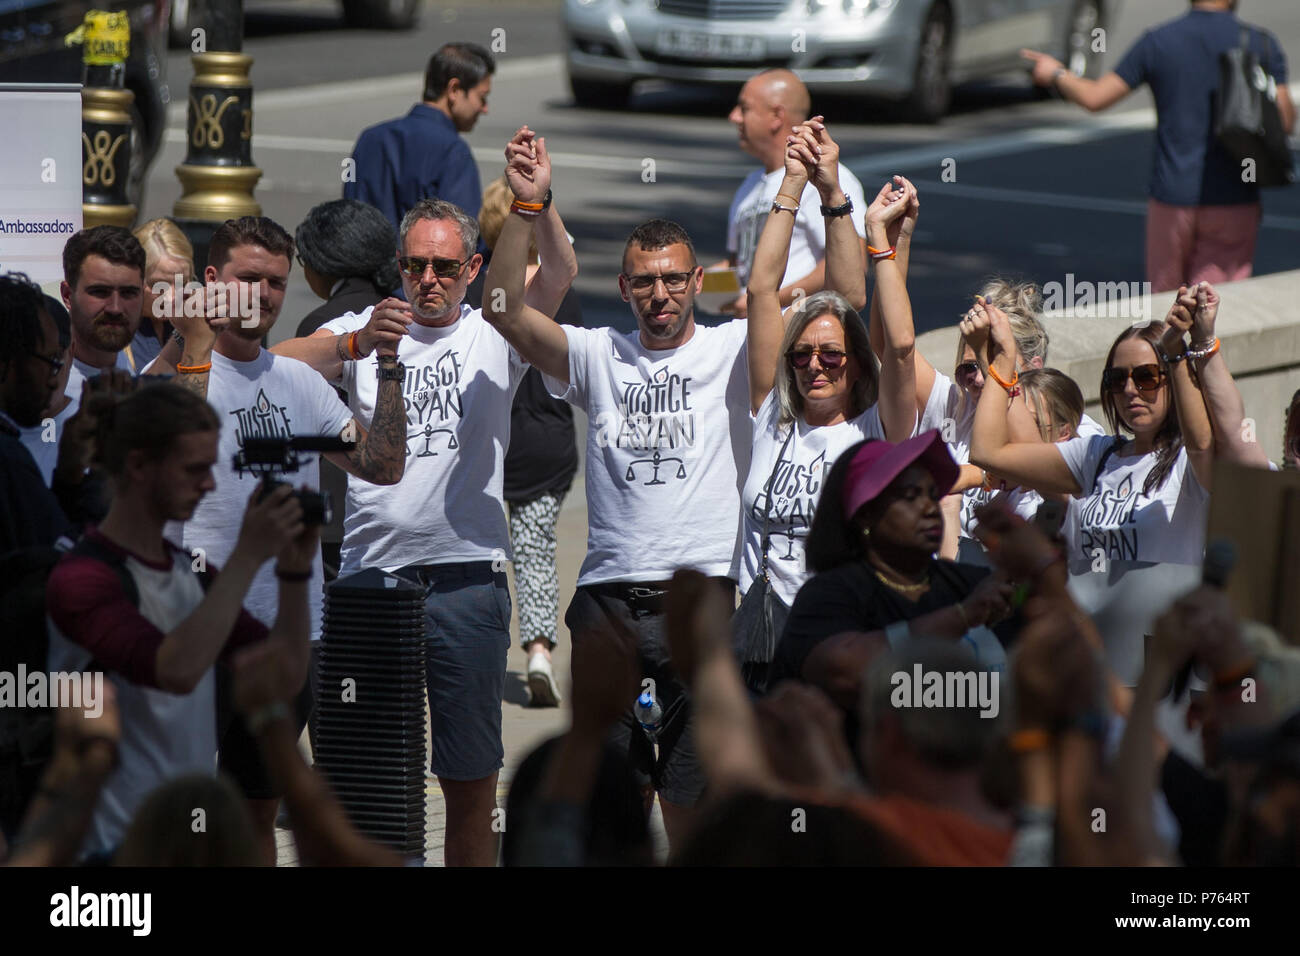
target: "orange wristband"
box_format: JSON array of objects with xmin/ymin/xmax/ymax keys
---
[
  {"xmin": 1009, "ymin": 729, "xmax": 1051, "ymax": 754},
  {"xmin": 987, "ymin": 363, "xmax": 1019, "ymax": 393},
  {"xmin": 347, "ymin": 330, "xmax": 362, "ymax": 359},
  {"xmin": 176, "ymin": 362, "xmax": 211, "ymax": 374}
]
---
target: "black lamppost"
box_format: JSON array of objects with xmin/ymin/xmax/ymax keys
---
[{"xmin": 172, "ymin": 0, "xmax": 263, "ymax": 268}]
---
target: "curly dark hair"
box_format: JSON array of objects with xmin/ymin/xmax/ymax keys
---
[
  {"xmin": 62, "ymin": 225, "xmax": 145, "ymax": 288},
  {"xmin": 296, "ymin": 199, "xmax": 399, "ymax": 293},
  {"xmin": 0, "ymin": 272, "xmax": 50, "ymax": 368}
]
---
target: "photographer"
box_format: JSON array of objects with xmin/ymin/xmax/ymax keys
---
[
  {"xmin": 160, "ymin": 216, "xmax": 406, "ymax": 862},
  {"xmin": 45, "ymin": 383, "xmax": 315, "ymax": 861}
]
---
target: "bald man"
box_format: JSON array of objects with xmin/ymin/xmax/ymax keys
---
[{"xmin": 714, "ymin": 69, "xmax": 867, "ymax": 318}]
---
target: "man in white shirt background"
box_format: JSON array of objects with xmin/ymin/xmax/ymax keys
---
[{"xmin": 712, "ymin": 69, "xmax": 868, "ymax": 318}]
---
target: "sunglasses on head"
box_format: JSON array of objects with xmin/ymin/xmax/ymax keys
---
[
  {"xmin": 787, "ymin": 347, "xmax": 847, "ymax": 369},
  {"xmin": 1102, "ymin": 363, "xmax": 1166, "ymax": 396},
  {"xmin": 397, "ymin": 255, "xmax": 472, "ymax": 279}
]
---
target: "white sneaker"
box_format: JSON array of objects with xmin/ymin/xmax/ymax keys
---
[{"xmin": 527, "ymin": 651, "xmax": 562, "ymax": 707}]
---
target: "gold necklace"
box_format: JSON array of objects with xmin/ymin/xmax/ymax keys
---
[{"xmin": 873, "ymin": 568, "xmax": 930, "ymax": 594}]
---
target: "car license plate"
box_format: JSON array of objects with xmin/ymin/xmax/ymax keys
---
[{"xmin": 654, "ymin": 30, "xmax": 763, "ymax": 61}]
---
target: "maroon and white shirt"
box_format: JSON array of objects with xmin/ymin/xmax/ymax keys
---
[{"xmin": 46, "ymin": 528, "xmax": 268, "ymax": 857}]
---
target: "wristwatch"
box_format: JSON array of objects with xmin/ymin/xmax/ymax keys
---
[
  {"xmin": 377, "ymin": 359, "xmax": 405, "ymax": 382},
  {"xmin": 820, "ymin": 197, "xmax": 854, "ymax": 218}
]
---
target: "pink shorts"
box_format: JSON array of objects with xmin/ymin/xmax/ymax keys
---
[{"xmin": 1146, "ymin": 198, "xmax": 1262, "ymax": 294}]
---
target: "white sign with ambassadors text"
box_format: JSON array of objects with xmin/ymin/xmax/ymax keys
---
[{"xmin": 0, "ymin": 83, "xmax": 83, "ymax": 293}]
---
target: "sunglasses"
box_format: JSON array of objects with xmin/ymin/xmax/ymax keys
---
[
  {"xmin": 1102, "ymin": 363, "xmax": 1166, "ymax": 396},
  {"xmin": 955, "ymin": 361, "xmax": 981, "ymax": 380},
  {"xmin": 787, "ymin": 347, "xmax": 848, "ymax": 369},
  {"xmin": 397, "ymin": 255, "xmax": 473, "ymax": 279},
  {"xmin": 623, "ymin": 271, "xmax": 696, "ymax": 294}
]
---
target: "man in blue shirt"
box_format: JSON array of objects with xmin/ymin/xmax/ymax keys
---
[
  {"xmin": 344, "ymin": 42, "xmax": 495, "ymax": 238},
  {"xmin": 1023, "ymin": 0, "xmax": 1294, "ymax": 293}
]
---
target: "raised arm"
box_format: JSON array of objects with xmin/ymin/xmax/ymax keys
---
[
  {"xmin": 966, "ymin": 303, "xmax": 1081, "ymax": 496},
  {"xmin": 806, "ymin": 122, "xmax": 865, "ymax": 315},
  {"xmin": 744, "ymin": 131, "xmax": 810, "ymax": 412},
  {"xmin": 1177, "ymin": 282, "xmax": 1271, "ymax": 471},
  {"xmin": 1158, "ymin": 287, "xmax": 1215, "ymax": 489},
  {"xmin": 522, "ymin": 199, "xmax": 579, "ymax": 319},
  {"xmin": 1022, "ymin": 50, "xmax": 1132, "ymax": 113},
  {"xmin": 861, "ymin": 176, "xmax": 918, "ymax": 443},
  {"xmin": 271, "ymin": 297, "xmax": 411, "ymax": 384},
  {"xmin": 481, "ymin": 126, "xmax": 573, "ymax": 384}
]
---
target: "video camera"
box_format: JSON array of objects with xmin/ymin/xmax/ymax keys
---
[{"xmin": 232, "ymin": 435, "xmax": 353, "ymax": 526}]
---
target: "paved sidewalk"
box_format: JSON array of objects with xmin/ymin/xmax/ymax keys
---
[{"xmin": 275, "ymin": 445, "xmax": 670, "ymax": 866}]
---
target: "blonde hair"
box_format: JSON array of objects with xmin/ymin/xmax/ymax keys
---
[
  {"xmin": 1019, "ymin": 368, "xmax": 1084, "ymax": 443},
  {"xmin": 952, "ymin": 278, "xmax": 1049, "ymax": 418},
  {"xmin": 479, "ymin": 176, "xmax": 537, "ymax": 260},
  {"xmin": 132, "ymin": 218, "xmax": 194, "ymax": 281}
]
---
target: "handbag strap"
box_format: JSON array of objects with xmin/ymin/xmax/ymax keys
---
[{"xmin": 757, "ymin": 426, "xmax": 797, "ymax": 581}]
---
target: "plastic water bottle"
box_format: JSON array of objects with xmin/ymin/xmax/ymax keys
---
[{"xmin": 634, "ymin": 691, "xmax": 663, "ymax": 741}]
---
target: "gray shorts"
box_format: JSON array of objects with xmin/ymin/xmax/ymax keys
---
[{"xmin": 397, "ymin": 561, "xmax": 511, "ymax": 782}]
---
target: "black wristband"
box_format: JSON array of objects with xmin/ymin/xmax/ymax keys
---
[
  {"xmin": 275, "ymin": 566, "xmax": 312, "ymax": 581},
  {"xmin": 820, "ymin": 197, "xmax": 854, "ymax": 218}
]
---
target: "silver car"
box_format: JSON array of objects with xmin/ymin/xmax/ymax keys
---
[{"xmin": 565, "ymin": 0, "xmax": 1113, "ymax": 121}]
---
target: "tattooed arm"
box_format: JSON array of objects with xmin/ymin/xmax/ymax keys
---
[{"xmin": 323, "ymin": 360, "xmax": 406, "ymax": 485}]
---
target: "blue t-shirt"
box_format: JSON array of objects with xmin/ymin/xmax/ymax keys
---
[
  {"xmin": 344, "ymin": 104, "xmax": 483, "ymax": 237},
  {"xmin": 1114, "ymin": 9, "xmax": 1288, "ymax": 207}
]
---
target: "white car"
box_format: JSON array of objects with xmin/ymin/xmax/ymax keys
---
[{"xmin": 565, "ymin": 0, "xmax": 1115, "ymax": 121}]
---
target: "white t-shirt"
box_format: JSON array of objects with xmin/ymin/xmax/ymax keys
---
[
  {"xmin": 67, "ymin": 353, "xmax": 131, "ymax": 404},
  {"xmin": 737, "ymin": 391, "xmax": 885, "ymax": 605},
  {"xmin": 182, "ymin": 349, "xmax": 353, "ymax": 641},
  {"xmin": 1056, "ymin": 435, "xmax": 1208, "ymax": 684},
  {"xmin": 546, "ymin": 321, "xmax": 751, "ymax": 585},
  {"xmin": 321, "ymin": 304, "xmax": 527, "ymax": 573},
  {"xmin": 726, "ymin": 165, "xmax": 869, "ymax": 290},
  {"xmin": 18, "ymin": 396, "xmax": 78, "ymax": 486}
]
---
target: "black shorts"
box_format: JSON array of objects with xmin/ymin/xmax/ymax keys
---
[
  {"xmin": 565, "ymin": 579, "xmax": 734, "ymax": 808},
  {"xmin": 216, "ymin": 643, "xmax": 320, "ymax": 801}
]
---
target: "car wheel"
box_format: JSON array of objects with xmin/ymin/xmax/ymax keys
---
[
  {"xmin": 168, "ymin": 0, "xmax": 191, "ymax": 49},
  {"xmin": 905, "ymin": 4, "xmax": 951, "ymax": 124},
  {"xmin": 1064, "ymin": 0, "xmax": 1104, "ymax": 79},
  {"xmin": 342, "ymin": 0, "xmax": 422, "ymax": 30},
  {"xmin": 569, "ymin": 75, "xmax": 632, "ymax": 110}
]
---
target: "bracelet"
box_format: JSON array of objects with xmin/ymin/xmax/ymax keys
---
[
  {"xmin": 771, "ymin": 199, "xmax": 799, "ymax": 216},
  {"xmin": 774, "ymin": 192, "xmax": 802, "ymax": 208},
  {"xmin": 1158, "ymin": 345, "xmax": 1187, "ymax": 365},
  {"xmin": 868, "ymin": 245, "xmax": 897, "ymax": 261},
  {"xmin": 820, "ymin": 197, "xmax": 854, "ymax": 218},
  {"xmin": 275, "ymin": 565, "xmax": 312, "ymax": 581},
  {"xmin": 980, "ymin": 468, "xmax": 993, "ymax": 492},
  {"xmin": 1186, "ymin": 337, "xmax": 1221, "ymax": 361},
  {"xmin": 245, "ymin": 701, "xmax": 292, "ymax": 736},
  {"xmin": 336, "ymin": 334, "xmax": 350, "ymax": 362},
  {"xmin": 510, "ymin": 189, "xmax": 552, "ymax": 215},
  {"xmin": 1009, "ymin": 728, "xmax": 1052, "ymax": 753},
  {"xmin": 176, "ymin": 361, "xmax": 211, "ymax": 374},
  {"xmin": 1212, "ymin": 656, "xmax": 1256, "ymax": 689},
  {"xmin": 348, "ymin": 330, "xmax": 363, "ymax": 360},
  {"xmin": 987, "ymin": 363, "xmax": 1020, "ymax": 394}
]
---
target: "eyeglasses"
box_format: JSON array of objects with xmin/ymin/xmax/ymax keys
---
[
  {"xmin": 397, "ymin": 255, "xmax": 473, "ymax": 279},
  {"xmin": 955, "ymin": 361, "xmax": 981, "ymax": 380},
  {"xmin": 1102, "ymin": 364, "xmax": 1166, "ymax": 397},
  {"xmin": 622, "ymin": 271, "xmax": 696, "ymax": 294},
  {"xmin": 787, "ymin": 347, "xmax": 848, "ymax": 369},
  {"xmin": 29, "ymin": 352, "xmax": 65, "ymax": 375}
]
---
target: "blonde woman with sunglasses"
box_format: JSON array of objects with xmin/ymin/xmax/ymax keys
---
[
  {"xmin": 967, "ymin": 283, "xmax": 1258, "ymax": 686},
  {"xmin": 733, "ymin": 119, "xmax": 917, "ymax": 691}
]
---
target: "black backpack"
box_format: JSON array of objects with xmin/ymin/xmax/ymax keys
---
[
  {"xmin": 1213, "ymin": 26, "xmax": 1296, "ymax": 188},
  {"xmin": 0, "ymin": 535, "xmax": 211, "ymax": 841}
]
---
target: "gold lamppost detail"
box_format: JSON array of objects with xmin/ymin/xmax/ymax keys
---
[
  {"xmin": 71, "ymin": 10, "xmax": 137, "ymax": 228},
  {"xmin": 172, "ymin": 0, "xmax": 262, "ymax": 263}
]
